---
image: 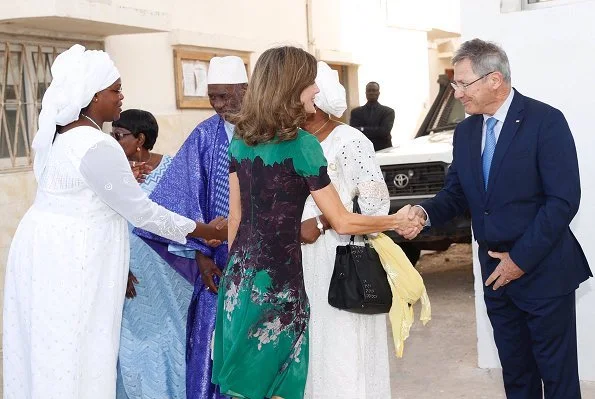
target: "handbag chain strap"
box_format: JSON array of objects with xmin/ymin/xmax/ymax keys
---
[{"xmin": 349, "ymin": 196, "xmax": 370, "ymax": 244}]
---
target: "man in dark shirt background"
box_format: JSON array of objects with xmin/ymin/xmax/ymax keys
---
[{"xmin": 349, "ymin": 81, "xmax": 395, "ymax": 151}]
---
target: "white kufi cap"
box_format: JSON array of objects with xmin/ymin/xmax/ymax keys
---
[{"xmin": 207, "ymin": 56, "xmax": 248, "ymax": 84}]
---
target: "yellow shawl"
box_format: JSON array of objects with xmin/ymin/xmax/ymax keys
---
[{"xmin": 370, "ymin": 233, "xmax": 431, "ymax": 357}]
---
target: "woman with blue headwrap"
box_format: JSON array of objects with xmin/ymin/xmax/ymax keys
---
[{"xmin": 3, "ymin": 45, "xmax": 226, "ymax": 398}]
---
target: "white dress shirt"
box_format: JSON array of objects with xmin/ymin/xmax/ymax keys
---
[
  {"xmin": 481, "ymin": 88, "xmax": 515, "ymax": 153},
  {"xmin": 224, "ymin": 120, "xmax": 235, "ymax": 142}
]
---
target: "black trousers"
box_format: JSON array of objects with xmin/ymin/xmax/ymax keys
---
[{"xmin": 484, "ymin": 291, "xmax": 581, "ymax": 399}]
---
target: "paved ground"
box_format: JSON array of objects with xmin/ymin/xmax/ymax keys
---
[
  {"xmin": 1, "ymin": 244, "xmax": 593, "ymax": 398},
  {"xmin": 388, "ymin": 244, "xmax": 595, "ymax": 398}
]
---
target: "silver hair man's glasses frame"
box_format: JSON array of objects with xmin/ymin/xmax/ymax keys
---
[{"xmin": 450, "ymin": 71, "xmax": 495, "ymax": 92}]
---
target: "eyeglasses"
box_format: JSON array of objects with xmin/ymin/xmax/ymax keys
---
[
  {"xmin": 450, "ymin": 71, "xmax": 495, "ymax": 92},
  {"xmin": 110, "ymin": 131, "xmax": 134, "ymax": 141}
]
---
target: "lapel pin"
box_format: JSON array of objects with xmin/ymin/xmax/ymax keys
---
[{"xmin": 515, "ymin": 120, "xmax": 520, "ymax": 123}]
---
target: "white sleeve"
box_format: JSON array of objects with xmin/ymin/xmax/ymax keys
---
[
  {"xmin": 340, "ymin": 137, "xmax": 390, "ymax": 217},
  {"xmin": 79, "ymin": 139, "xmax": 196, "ymax": 244}
]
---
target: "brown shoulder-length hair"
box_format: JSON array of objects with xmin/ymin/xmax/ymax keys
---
[{"xmin": 229, "ymin": 46, "xmax": 317, "ymax": 146}]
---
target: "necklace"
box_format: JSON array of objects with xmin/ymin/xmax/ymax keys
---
[
  {"xmin": 139, "ymin": 151, "xmax": 153, "ymax": 164},
  {"xmin": 313, "ymin": 118, "xmax": 331, "ymax": 135},
  {"xmin": 82, "ymin": 114, "xmax": 102, "ymax": 131}
]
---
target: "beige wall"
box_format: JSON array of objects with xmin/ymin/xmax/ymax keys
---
[
  {"xmin": 171, "ymin": 0, "xmax": 307, "ymax": 44},
  {"xmin": 0, "ymin": 1, "xmax": 169, "ymax": 37}
]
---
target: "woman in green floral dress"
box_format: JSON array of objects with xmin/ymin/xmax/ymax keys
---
[{"xmin": 211, "ymin": 46, "xmax": 423, "ymax": 399}]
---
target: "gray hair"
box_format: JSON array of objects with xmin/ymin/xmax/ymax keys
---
[{"xmin": 453, "ymin": 39, "xmax": 511, "ymax": 84}]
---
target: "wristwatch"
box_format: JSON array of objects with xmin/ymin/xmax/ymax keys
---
[{"xmin": 315, "ymin": 215, "xmax": 325, "ymax": 235}]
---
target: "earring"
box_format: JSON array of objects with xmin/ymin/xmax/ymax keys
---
[
  {"xmin": 136, "ymin": 147, "xmax": 140, "ymax": 152},
  {"xmin": 94, "ymin": 98, "xmax": 98, "ymax": 102}
]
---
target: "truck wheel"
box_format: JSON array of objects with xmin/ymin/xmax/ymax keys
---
[{"xmin": 399, "ymin": 243, "xmax": 421, "ymax": 266}]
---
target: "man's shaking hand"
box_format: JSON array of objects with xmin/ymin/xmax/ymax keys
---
[{"xmin": 395, "ymin": 205, "xmax": 426, "ymax": 240}]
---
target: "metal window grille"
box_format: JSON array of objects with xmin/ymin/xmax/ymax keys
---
[
  {"xmin": 0, "ymin": 38, "xmax": 101, "ymax": 172},
  {"xmin": 0, "ymin": 42, "xmax": 60, "ymax": 170},
  {"xmin": 522, "ymin": 0, "xmax": 588, "ymax": 10}
]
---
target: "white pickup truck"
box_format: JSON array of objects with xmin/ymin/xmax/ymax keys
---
[{"xmin": 375, "ymin": 74, "xmax": 471, "ymax": 264}]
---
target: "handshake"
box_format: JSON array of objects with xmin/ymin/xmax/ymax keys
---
[{"xmin": 393, "ymin": 205, "xmax": 427, "ymax": 240}]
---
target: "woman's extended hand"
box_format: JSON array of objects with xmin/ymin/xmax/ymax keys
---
[
  {"xmin": 393, "ymin": 205, "xmax": 425, "ymax": 239},
  {"xmin": 129, "ymin": 161, "xmax": 153, "ymax": 183},
  {"xmin": 189, "ymin": 216, "xmax": 228, "ymax": 242},
  {"xmin": 202, "ymin": 216, "xmax": 228, "ymax": 246}
]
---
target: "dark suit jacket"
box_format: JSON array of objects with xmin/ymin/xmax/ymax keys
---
[
  {"xmin": 349, "ymin": 102, "xmax": 395, "ymax": 151},
  {"xmin": 422, "ymin": 89, "xmax": 592, "ymax": 298}
]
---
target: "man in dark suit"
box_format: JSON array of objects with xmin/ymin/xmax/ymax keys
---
[
  {"xmin": 349, "ymin": 81, "xmax": 395, "ymax": 151},
  {"xmin": 409, "ymin": 39, "xmax": 592, "ymax": 398}
]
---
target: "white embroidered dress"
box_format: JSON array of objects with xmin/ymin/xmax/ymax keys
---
[
  {"xmin": 301, "ymin": 124, "xmax": 391, "ymax": 398},
  {"xmin": 3, "ymin": 126, "xmax": 195, "ymax": 399}
]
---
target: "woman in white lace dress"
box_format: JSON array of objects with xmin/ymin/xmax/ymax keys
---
[
  {"xmin": 301, "ymin": 62, "xmax": 392, "ymax": 398},
  {"xmin": 2, "ymin": 45, "xmax": 225, "ymax": 399}
]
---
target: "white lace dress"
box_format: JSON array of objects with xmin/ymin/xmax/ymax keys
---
[
  {"xmin": 3, "ymin": 126, "xmax": 196, "ymax": 399},
  {"xmin": 301, "ymin": 124, "xmax": 391, "ymax": 399}
]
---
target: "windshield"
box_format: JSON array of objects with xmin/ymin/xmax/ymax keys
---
[{"xmin": 416, "ymin": 75, "xmax": 465, "ymax": 138}]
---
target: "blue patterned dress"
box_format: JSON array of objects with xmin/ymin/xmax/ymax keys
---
[
  {"xmin": 134, "ymin": 114, "xmax": 230, "ymax": 399},
  {"xmin": 116, "ymin": 155, "xmax": 194, "ymax": 399}
]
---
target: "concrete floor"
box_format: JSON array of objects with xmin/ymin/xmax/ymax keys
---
[
  {"xmin": 1, "ymin": 244, "xmax": 593, "ymax": 398},
  {"xmin": 388, "ymin": 244, "xmax": 595, "ymax": 399}
]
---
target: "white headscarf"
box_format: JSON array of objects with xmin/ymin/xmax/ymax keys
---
[
  {"xmin": 314, "ymin": 61, "xmax": 347, "ymax": 118},
  {"xmin": 32, "ymin": 44, "xmax": 120, "ymax": 180}
]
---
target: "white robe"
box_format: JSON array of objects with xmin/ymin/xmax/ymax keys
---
[
  {"xmin": 301, "ymin": 124, "xmax": 392, "ymax": 398},
  {"xmin": 3, "ymin": 126, "xmax": 195, "ymax": 399}
]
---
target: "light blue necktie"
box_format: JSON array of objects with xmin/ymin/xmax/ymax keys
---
[{"xmin": 482, "ymin": 117, "xmax": 498, "ymax": 190}]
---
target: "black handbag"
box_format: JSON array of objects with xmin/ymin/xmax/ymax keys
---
[{"xmin": 327, "ymin": 196, "xmax": 393, "ymax": 314}]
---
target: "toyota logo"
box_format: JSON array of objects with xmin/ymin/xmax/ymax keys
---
[{"xmin": 393, "ymin": 173, "xmax": 409, "ymax": 188}]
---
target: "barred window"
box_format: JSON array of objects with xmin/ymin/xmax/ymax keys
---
[
  {"xmin": 523, "ymin": 0, "xmax": 568, "ymax": 8},
  {"xmin": 0, "ymin": 38, "xmax": 101, "ymax": 172},
  {"xmin": 502, "ymin": 0, "xmax": 589, "ymax": 12}
]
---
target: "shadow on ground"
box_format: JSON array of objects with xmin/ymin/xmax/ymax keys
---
[{"xmin": 388, "ymin": 243, "xmax": 595, "ymax": 399}]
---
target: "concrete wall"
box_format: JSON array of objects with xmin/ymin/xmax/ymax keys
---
[
  {"xmin": 0, "ymin": 0, "xmax": 170, "ymax": 36},
  {"xmin": 461, "ymin": 0, "xmax": 595, "ymax": 381}
]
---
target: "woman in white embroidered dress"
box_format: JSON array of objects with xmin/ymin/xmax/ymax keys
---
[
  {"xmin": 300, "ymin": 62, "xmax": 392, "ymax": 398},
  {"xmin": 2, "ymin": 45, "xmax": 225, "ymax": 399}
]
